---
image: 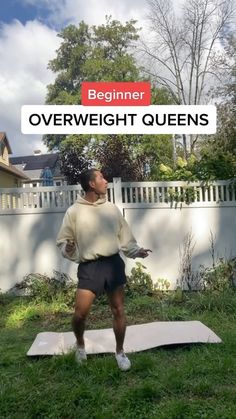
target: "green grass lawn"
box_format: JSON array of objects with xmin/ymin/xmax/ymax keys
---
[{"xmin": 0, "ymin": 290, "xmax": 236, "ymax": 419}]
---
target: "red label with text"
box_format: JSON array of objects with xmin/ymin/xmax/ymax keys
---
[{"xmin": 81, "ymin": 82, "xmax": 151, "ymax": 106}]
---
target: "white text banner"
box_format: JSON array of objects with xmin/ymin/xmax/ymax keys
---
[{"xmin": 21, "ymin": 105, "xmax": 217, "ymax": 135}]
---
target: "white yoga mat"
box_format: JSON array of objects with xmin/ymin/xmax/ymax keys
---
[{"xmin": 27, "ymin": 321, "xmax": 221, "ymax": 356}]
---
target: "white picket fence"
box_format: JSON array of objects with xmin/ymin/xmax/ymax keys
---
[
  {"xmin": 0, "ymin": 178, "xmax": 235, "ymax": 213},
  {"xmin": 0, "ymin": 178, "xmax": 236, "ymax": 291}
]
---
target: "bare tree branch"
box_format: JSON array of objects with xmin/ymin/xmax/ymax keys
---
[{"xmin": 144, "ymin": 0, "xmax": 235, "ymax": 152}]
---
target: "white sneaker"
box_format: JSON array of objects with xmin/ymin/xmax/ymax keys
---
[
  {"xmin": 75, "ymin": 346, "xmax": 87, "ymax": 363},
  {"xmin": 115, "ymin": 352, "xmax": 131, "ymax": 371}
]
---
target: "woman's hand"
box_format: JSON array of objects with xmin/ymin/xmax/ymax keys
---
[{"xmin": 135, "ymin": 248, "xmax": 152, "ymax": 258}]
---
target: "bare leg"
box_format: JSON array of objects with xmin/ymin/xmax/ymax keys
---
[
  {"xmin": 108, "ymin": 286, "xmax": 126, "ymax": 353},
  {"xmin": 72, "ymin": 289, "xmax": 96, "ymax": 347}
]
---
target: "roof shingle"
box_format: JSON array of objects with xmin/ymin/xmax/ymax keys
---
[{"xmin": 10, "ymin": 153, "xmax": 59, "ymax": 170}]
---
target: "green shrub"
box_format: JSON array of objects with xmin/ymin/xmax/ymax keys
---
[
  {"xmin": 167, "ymin": 186, "xmax": 197, "ymax": 205},
  {"xmin": 9, "ymin": 271, "xmax": 76, "ymax": 306},
  {"xmin": 200, "ymin": 258, "xmax": 236, "ymax": 291},
  {"xmin": 154, "ymin": 278, "xmax": 171, "ymax": 291},
  {"xmin": 126, "ymin": 262, "xmax": 154, "ymax": 297}
]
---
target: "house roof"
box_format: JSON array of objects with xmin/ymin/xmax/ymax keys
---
[
  {"xmin": 10, "ymin": 153, "xmax": 59, "ymax": 170},
  {"xmin": 0, "ymin": 161, "xmax": 30, "ymax": 179},
  {"xmin": 0, "ymin": 132, "xmax": 13, "ymax": 154},
  {"xmin": 13, "ymin": 166, "xmax": 43, "ymax": 180}
]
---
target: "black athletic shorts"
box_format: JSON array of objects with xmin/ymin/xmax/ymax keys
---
[{"xmin": 77, "ymin": 253, "xmax": 126, "ymax": 297}]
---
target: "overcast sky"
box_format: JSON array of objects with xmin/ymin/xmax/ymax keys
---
[{"xmin": 0, "ymin": 0, "xmax": 151, "ymax": 156}]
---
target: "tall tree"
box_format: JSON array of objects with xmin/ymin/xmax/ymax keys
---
[
  {"xmin": 94, "ymin": 135, "xmax": 145, "ymax": 181},
  {"xmin": 43, "ymin": 16, "xmax": 141, "ymax": 157},
  {"xmin": 44, "ymin": 17, "xmax": 175, "ymax": 181},
  {"xmin": 59, "ymin": 136, "xmax": 92, "ymax": 185},
  {"xmin": 221, "ymin": 33, "xmax": 236, "ymax": 103},
  {"xmin": 43, "ymin": 17, "xmax": 147, "ymax": 180},
  {"xmin": 143, "ymin": 0, "xmax": 235, "ymax": 154},
  {"xmin": 198, "ymin": 33, "xmax": 236, "ymax": 169}
]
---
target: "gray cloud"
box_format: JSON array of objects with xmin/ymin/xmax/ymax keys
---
[{"xmin": 0, "ymin": 19, "xmax": 60, "ymax": 155}]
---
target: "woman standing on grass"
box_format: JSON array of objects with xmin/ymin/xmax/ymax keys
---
[{"xmin": 56, "ymin": 168, "xmax": 151, "ymax": 371}]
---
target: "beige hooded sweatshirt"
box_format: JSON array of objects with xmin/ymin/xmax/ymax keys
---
[{"xmin": 56, "ymin": 196, "xmax": 140, "ymax": 262}]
